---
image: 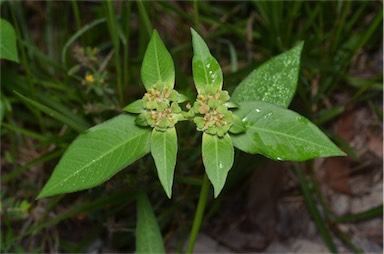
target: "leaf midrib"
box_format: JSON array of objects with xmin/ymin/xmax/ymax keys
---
[
  {"xmin": 246, "ymin": 122, "xmax": 333, "ymax": 151},
  {"xmin": 153, "ymin": 35, "xmax": 163, "ymax": 83},
  {"xmin": 162, "ymin": 131, "xmax": 168, "ymax": 191},
  {"xmin": 44, "ymin": 131, "xmax": 149, "ymax": 194},
  {"xmin": 195, "ymin": 40, "xmax": 210, "ymax": 87}
]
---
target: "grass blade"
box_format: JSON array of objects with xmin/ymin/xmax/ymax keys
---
[
  {"xmin": 136, "ymin": 191, "xmax": 165, "ymax": 253},
  {"xmin": 295, "ymin": 163, "xmax": 337, "ymax": 253},
  {"xmin": 14, "ymin": 91, "xmax": 89, "ymax": 132}
]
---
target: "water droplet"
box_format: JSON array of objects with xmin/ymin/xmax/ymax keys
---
[
  {"xmin": 296, "ymin": 116, "xmax": 309, "ymax": 125},
  {"xmin": 276, "ymin": 157, "xmax": 283, "ymax": 161},
  {"xmin": 242, "ymin": 116, "xmax": 248, "ymax": 122},
  {"xmin": 255, "ymin": 108, "xmax": 261, "ymax": 113},
  {"xmin": 264, "ymin": 113, "xmax": 272, "ymax": 119},
  {"xmin": 218, "ymin": 161, "xmax": 224, "ymax": 169}
]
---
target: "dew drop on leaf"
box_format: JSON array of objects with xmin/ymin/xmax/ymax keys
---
[{"xmin": 296, "ymin": 116, "xmax": 309, "ymax": 125}]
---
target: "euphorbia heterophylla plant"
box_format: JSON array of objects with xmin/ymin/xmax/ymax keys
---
[{"xmin": 38, "ymin": 29, "xmax": 345, "ymax": 199}]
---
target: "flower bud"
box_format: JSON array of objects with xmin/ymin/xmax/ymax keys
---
[{"xmin": 199, "ymin": 104, "xmax": 210, "ymax": 114}]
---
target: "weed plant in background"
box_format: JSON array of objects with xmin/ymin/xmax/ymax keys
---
[{"xmin": 1, "ymin": 1, "xmax": 382, "ymax": 253}]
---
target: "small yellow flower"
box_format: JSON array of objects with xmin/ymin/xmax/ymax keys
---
[{"xmin": 85, "ymin": 74, "xmax": 95, "ymax": 83}]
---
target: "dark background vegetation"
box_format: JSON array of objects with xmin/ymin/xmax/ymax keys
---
[{"xmin": 1, "ymin": 1, "xmax": 382, "ymax": 253}]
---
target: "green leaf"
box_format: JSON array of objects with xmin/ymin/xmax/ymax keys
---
[
  {"xmin": 0, "ymin": 19, "xmax": 19, "ymax": 63},
  {"xmin": 14, "ymin": 91, "xmax": 90, "ymax": 132},
  {"xmin": 232, "ymin": 42, "xmax": 304, "ymax": 108},
  {"xmin": 177, "ymin": 93, "xmax": 190, "ymax": 103},
  {"xmin": 141, "ymin": 30, "xmax": 175, "ymax": 90},
  {"xmin": 231, "ymin": 101, "xmax": 346, "ymax": 161},
  {"xmin": 151, "ymin": 127, "xmax": 177, "ymax": 198},
  {"xmin": 37, "ymin": 114, "xmax": 151, "ymax": 199},
  {"xmin": 191, "ymin": 28, "xmax": 223, "ymax": 94},
  {"xmin": 123, "ymin": 99, "xmax": 145, "ymax": 114},
  {"xmin": 202, "ymin": 133, "xmax": 234, "ymax": 198},
  {"xmin": 229, "ymin": 114, "xmax": 246, "ymax": 134},
  {"xmin": 136, "ymin": 191, "xmax": 165, "ymax": 254}
]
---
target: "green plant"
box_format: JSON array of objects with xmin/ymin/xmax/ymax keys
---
[
  {"xmin": 37, "ymin": 28, "xmax": 345, "ymax": 252},
  {"xmin": 0, "ymin": 18, "xmax": 19, "ymax": 63}
]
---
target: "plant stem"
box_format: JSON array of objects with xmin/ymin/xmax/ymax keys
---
[
  {"xmin": 193, "ymin": 0, "xmax": 200, "ymax": 27},
  {"xmin": 185, "ymin": 173, "xmax": 210, "ymax": 254}
]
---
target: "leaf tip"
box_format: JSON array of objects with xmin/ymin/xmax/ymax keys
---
[
  {"xmin": 36, "ymin": 191, "xmax": 47, "ymax": 200},
  {"xmin": 165, "ymin": 189, "xmax": 172, "ymax": 199},
  {"xmin": 213, "ymin": 191, "xmax": 219, "ymax": 199}
]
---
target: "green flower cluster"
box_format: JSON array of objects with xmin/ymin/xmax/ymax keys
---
[
  {"xmin": 125, "ymin": 83, "xmax": 184, "ymax": 131},
  {"xmin": 141, "ymin": 83, "xmax": 183, "ymax": 131},
  {"xmin": 190, "ymin": 86, "xmax": 233, "ymax": 137}
]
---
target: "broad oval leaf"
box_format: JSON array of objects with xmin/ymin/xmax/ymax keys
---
[
  {"xmin": 231, "ymin": 101, "xmax": 346, "ymax": 161},
  {"xmin": 202, "ymin": 133, "xmax": 234, "ymax": 198},
  {"xmin": 136, "ymin": 191, "xmax": 165, "ymax": 254},
  {"xmin": 191, "ymin": 28, "xmax": 223, "ymax": 94},
  {"xmin": 37, "ymin": 114, "xmax": 151, "ymax": 199},
  {"xmin": 151, "ymin": 127, "xmax": 178, "ymax": 198},
  {"xmin": 141, "ymin": 30, "xmax": 175, "ymax": 90},
  {"xmin": 232, "ymin": 42, "xmax": 304, "ymax": 108},
  {"xmin": 0, "ymin": 19, "xmax": 19, "ymax": 63}
]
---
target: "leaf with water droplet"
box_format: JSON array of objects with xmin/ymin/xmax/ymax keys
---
[
  {"xmin": 231, "ymin": 101, "xmax": 346, "ymax": 161},
  {"xmin": 232, "ymin": 42, "xmax": 304, "ymax": 108},
  {"xmin": 229, "ymin": 114, "xmax": 246, "ymax": 134},
  {"xmin": 37, "ymin": 114, "xmax": 151, "ymax": 199},
  {"xmin": 191, "ymin": 28, "xmax": 223, "ymax": 94},
  {"xmin": 202, "ymin": 133, "xmax": 234, "ymax": 198}
]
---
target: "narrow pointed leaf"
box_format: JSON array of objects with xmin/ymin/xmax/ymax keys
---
[
  {"xmin": 232, "ymin": 42, "xmax": 304, "ymax": 108},
  {"xmin": 14, "ymin": 91, "xmax": 90, "ymax": 132},
  {"xmin": 123, "ymin": 99, "xmax": 145, "ymax": 113},
  {"xmin": 136, "ymin": 191, "xmax": 165, "ymax": 254},
  {"xmin": 231, "ymin": 101, "xmax": 346, "ymax": 161},
  {"xmin": 191, "ymin": 28, "xmax": 223, "ymax": 94},
  {"xmin": 151, "ymin": 127, "xmax": 177, "ymax": 198},
  {"xmin": 0, "ymin": 19, "xmax": 19, "ymax": 63},
  {"xmin": 202, "ymin": 133, "xmax": 234, "ymax": 198},
  {"xmin": 141, "ymin": 30, "xmax": 175, "ymax": 90},
  {"xmin": 37, "ymin": 114, "xmax": 151, "ymax": 199}
]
